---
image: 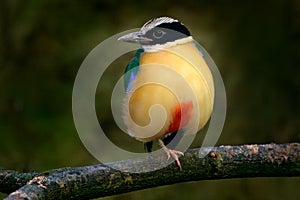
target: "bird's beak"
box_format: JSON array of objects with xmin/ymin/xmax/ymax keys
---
[{"xmin": 118, "ymin": 31, "xmax": 152, "ymax": 44}]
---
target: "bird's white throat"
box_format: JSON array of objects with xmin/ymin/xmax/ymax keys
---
[{"xmin": 142, "ymin": 36, "xmax": 194, "ymax": 52}]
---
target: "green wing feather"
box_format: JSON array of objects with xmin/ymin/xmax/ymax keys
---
[
  {"xmin": 192, "ymin": 40, "xmax": 205, "ymax": 58},
  {"xmin": 124, "ymin": 48, "xmax": 144, "ymax": 93}
]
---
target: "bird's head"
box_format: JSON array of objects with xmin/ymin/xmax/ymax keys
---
[{"xmin": 118, "ymin": 17, "xmax": 193, "ymax": 52}]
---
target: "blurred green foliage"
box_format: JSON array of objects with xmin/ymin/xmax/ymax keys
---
[{"xmin": 0, "ymin": 0, "xmax": 299, "ymax": 199}]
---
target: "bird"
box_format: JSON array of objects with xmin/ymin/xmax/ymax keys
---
[{"xmin": 118, "ymin": 16, "xmax": 214, "ymax": 170}]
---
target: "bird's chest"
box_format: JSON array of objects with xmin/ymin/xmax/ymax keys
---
[{"xmin": 123, "ymin": 44, "xmax": 214, "ymax": 141}]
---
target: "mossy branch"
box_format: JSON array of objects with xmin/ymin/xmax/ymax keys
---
[{"xmin": 1, "ymin": 143, "xmax": 300, "ymax": 200}]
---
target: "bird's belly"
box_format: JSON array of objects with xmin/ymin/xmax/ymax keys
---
[{"xmin": 123, "ymin": 43, "xmax": 214, "ymax": 142}]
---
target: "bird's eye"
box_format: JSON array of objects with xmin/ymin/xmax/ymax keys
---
[{"xmin": 153, "ymin": 29, "xmax": 166, "ymax": 39}]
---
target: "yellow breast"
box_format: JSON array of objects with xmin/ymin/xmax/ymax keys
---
[{"xmin": 123, "ymin": 42, "xmax": 214, "ymax": 142}]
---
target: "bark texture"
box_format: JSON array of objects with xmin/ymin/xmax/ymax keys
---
[{"xmin": 1, "ymin": 143, "xmax": 299, "ymax": 200}]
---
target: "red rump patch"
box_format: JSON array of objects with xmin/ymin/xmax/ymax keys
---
[{"xmin": 166, "ymin": 101, "xmax": 193, "ymax": 134}]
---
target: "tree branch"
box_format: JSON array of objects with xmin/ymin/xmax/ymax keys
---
[
  {"xmin": 1, "ymin": 143, "xmax": 300, "ymax": 200},
  {"xmin": 0, "ymin": 168, "xmax": 40, "ymax": 194}
]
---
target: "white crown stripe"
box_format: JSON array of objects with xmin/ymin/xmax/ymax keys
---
[{"xmin": 141, "ymin": 17, "xmax": 179, "ymax": 34}]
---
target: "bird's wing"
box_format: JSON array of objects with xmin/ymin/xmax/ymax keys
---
[
  {"xmin": 124, "ymin": 48, "xmax": 144, "ymax": 93},
  {"xmin": 192, "ymin": 40, "xmax": 205, "ymax": 58}
]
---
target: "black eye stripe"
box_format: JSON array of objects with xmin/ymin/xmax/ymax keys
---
[
  {"xmin": 157, "ymin": 22, "xmax": 190, "ymax": 36},
  {"xmin": 153, "ymin": 30, "xmax": 166, "ymax": 38},
  {"xmin": 140, "ymin": 22, "xmax": 190, "ymax": 45}
]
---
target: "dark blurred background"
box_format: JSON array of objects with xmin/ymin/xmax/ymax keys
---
[{"xmin": 0, "ymin": 0, "xmax": 299, "ymax": 199}]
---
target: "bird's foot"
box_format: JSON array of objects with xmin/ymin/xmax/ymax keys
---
[
  {"xmin": 165, "ymin": 149, "xmax": 184, "ymax": 170},
  {"xmin": 158, "ymin": 139, "xmax": 184, "ymax": 170}
]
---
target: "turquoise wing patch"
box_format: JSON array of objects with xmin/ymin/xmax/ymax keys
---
[
  {"xmin": 192, "ymin": 40, "xmax": 205, "ymax": 58},
  {"xmin": 124, "ymin": 48, "xmax": 144, "ymax": 93}
]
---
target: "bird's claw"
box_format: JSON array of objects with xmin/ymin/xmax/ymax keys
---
[{"xmin": 164, "ymin": 149, "xmax": 184, "ymax": 170}]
